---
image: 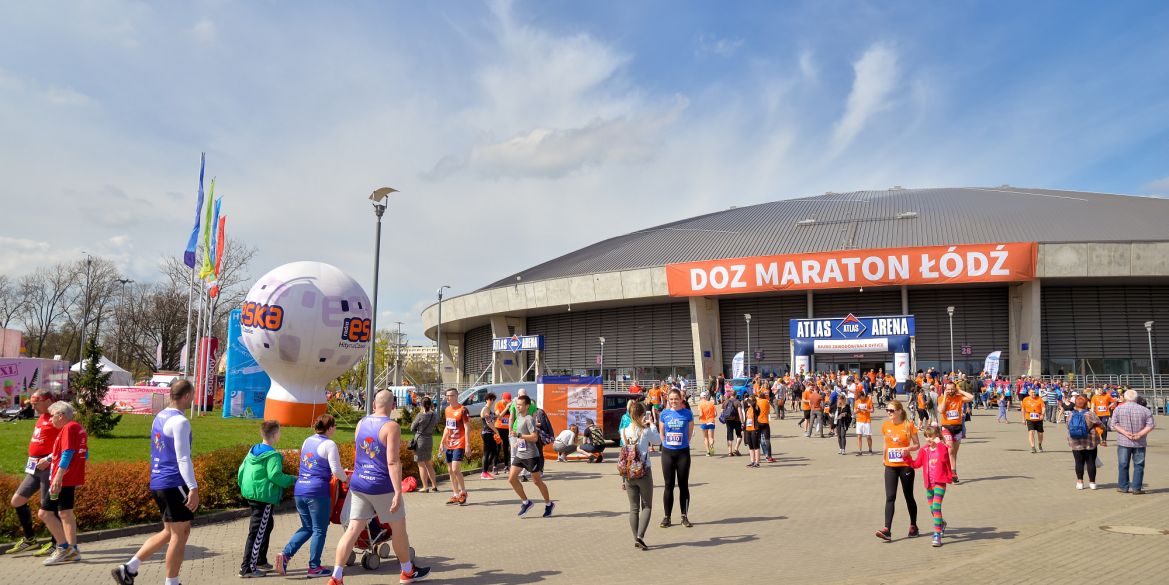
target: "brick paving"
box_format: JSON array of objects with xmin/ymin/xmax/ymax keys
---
[{"xmin": 4, "ymin": 410, "xmax": 1165, "ymax": 584}]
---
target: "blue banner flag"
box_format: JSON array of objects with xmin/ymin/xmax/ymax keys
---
[{"xmin": 183, "ymin": 153, "xmax": 206, "ymax": 268}]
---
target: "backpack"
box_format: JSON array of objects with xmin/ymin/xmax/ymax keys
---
[
  {"xmin": 616, "ymin": 430, "xmax": 648, "ymax": 480},
  {"xmin": 1068, "ymin": 410, "xmax": 1089, "ymax": 439},
  {"xmin": 720, "ymin": 400, "xmax": 738, "ymax": 423},
  {"xmin": 534, "ymin": 409, "xmax": 555, "ymax": 445}
]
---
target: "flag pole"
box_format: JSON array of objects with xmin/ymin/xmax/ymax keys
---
[
  {"xmin": 182, "ymin": 264, "xmax": 196, "ymax": 377},
  {"xmin": 204, "ymin": 290, "xmax": 215, "ymax": 415},
  {"xmin": 192, "ymin": 280, "xmax": 205, "ymax": 419}
]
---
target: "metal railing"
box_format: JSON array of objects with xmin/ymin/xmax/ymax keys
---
[{"xmin": 1036, "ymin": 373, "xmax": 1168, "ymax": 389}]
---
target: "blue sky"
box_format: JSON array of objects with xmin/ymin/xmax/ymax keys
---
[{"xmin": 1, "ymin": 0, "xmax": 1167, "ymax": 344}]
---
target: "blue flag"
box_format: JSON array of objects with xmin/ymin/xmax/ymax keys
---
[{"xmin": 183, "ymin": 153, "xmax": 206, "ymax": 268}]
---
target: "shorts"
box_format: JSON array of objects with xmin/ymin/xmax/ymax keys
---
[
  {"xmin": 941, "ymin": 424, "xmax": 965, "ymax": 441},
  {"xmin": 350, "ymin": 489, "xmax": 405, "ymax": 523},
  {"xmin": 743, "ymin": 430, "xmax": 761, "ymax": 449},
  {"xmin": 15, "ymin": 466, "xmax": 50, "ymax": 501},
  {"xmin": 152, "ymin": 487, "xmax": 196, "ymax": 523},
  {"xmin": 700, "ymin": 423, "xmax": 716, "ymax": 431},
  {"xmin": 652, "ymin": 404, "xmax": 663, "ymax": 411},
  {"xmin": 1026, "ymin": 420, "xmax": 1045, "ymax": 433},
  {"xmin": 725, "ymin": 419, "xmax": 742, "ymax": 440},
  {"xmin": 856, "ymin": 422, "xmax": 872, "ymax": 436},
  {"xmin": 445, "ymin": 448, "xmax": 466, "ymax": 463},
  {"xmin": 40, "ymin": 486, "xmax": 76, "ymax": 512},
  {"xmin": 802, "ymin": 410, "xmax": 811, "ymax": 421},
  {"xmin": 512, "ymin": 456, "xmax": 544, "ymax": 474}
]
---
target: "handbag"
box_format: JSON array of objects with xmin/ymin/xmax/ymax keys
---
[{"xmin": 406, "ymin": 437, "xmax": 418, "ymax": 451}]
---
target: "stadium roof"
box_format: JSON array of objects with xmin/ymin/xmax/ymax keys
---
[{"xmin": 484, "ymin": 187, "xmax": 1169, "ymax": 290}]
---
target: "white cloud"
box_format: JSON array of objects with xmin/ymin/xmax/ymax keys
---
[
  {"xmin": 798, "ymin": 50, "xmax": 817, "ymax": 80},
  {"xmin": 44, "ymin": 87, "xmax": 92, "ymax": 106},
  {"xmin": 192, "ymin": 19, "xmax": 216, "ymax": 44},
  {"xmin": 1142, "ymin": 176, "xmax": 1169, "ymax": 193},
  {"xmin": 831, "ymin": 43, "xmax": 898, "ymax": 155},
  {"xmin": 697, "ymin": 34, "xmax": 744, "ymax": 57}
]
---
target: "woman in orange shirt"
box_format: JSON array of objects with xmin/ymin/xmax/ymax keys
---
[
  {"xmin": 876, "ymin": 400, "xmax": 920, "ymax": 541},
  {"xmin": 697, "ymin": 392, "xmax": 717, "ymax": 456}
]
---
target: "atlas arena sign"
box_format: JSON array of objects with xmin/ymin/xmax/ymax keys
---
[{"xmin": 666, "ymin": 242, "xmax": 1037, "ymax": 296}]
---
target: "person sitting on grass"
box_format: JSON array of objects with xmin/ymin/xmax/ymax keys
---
[{"xmin": 237, "ymin": 420, "xmax": 297, "ymax": 578}]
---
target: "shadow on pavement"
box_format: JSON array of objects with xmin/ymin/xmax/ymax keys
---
[
  {"xmin": 650, "ymin": 534, "xmax": 759, "ymax": 549},
  {"xmin": 544, "ymin": 472, "xmax": 604, "ymax": 481},
  {"xmin": 555, "ymin": 509, "xmax": 625, "ymax": 519},
  {"xmin": 425, "ymin": 556, "xmax": 562, "ymax": 584},
  {"xmin": 79, "ymin": 545, "xmax": 217, "ymax": 563},
  {"xmin": 958, "ymin": 475, "xmax": 1033, "ymax": 484},
  {"xmin": 700, "ymin": 515, "xmax": 787, "ymax": 525},
  {"xmin": 942, "ymin": 526, "xmax": 1019, "ymax": 543}
]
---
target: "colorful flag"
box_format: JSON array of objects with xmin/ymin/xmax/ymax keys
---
[
  {"xmin": 198, "ymin": 184, "xmax": 217, "ymax": 279},
  {"xmin": 209, "ymin": 215, "xmax": 226, "ymax": 298},
  {"xmin": 183, "ymin": 153, "xmax": 206, "ymax": 268}
]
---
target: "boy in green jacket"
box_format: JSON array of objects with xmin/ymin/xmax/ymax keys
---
[{"xmin": 237, "ymin": 420, "xmax": 296, "ymax": 578}]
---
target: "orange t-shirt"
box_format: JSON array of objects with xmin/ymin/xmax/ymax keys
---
[
  {"xmin": 756, "ymin": 397, "xmax": 770, "ymax": 422},
  {"xmin": 743, "ymin": 403, "xmax": 758, "ymax": 432},
  {"xmin": 801, "ymin": 389, "xmax": 813, "ymax": 411},
  {"xmin": 854, "ymin": 396, "xmax": 873, "ymax": 423},
  {"xmin": 939, "ymin": 395, "xmax": 966, "ymax": 426},
  {"xmin": 493, "ymin": 400, "xmax": 510, "ymax": 429},
  {"xmin": 698, "ymin": 400, "xmax": 716, "ymax": 424},
  {"xmin": 443, "ymin": 405, "xmax": 470, "ymax": 449},
  {"xmin": 649, "ymin": 387, "xmax": 664, "ymax": 405},
  {"xmin": 1090, "ymin": 394, "xmax": 1113, "ymax": 417},
  {"xmin": 1021, "ymin": 397, "xmax": 1045, "ymax": 421},
  {"xmin": 882, "ymin": 420, "xmax": 917, "ymax": 467},
  {"xmin": 808, "ymin": 391, "xmax": 824, "ymax": 411}
]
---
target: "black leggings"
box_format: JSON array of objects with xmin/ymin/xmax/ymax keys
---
[
  {"xmin": 497, "ymin": 428, "xmax": 510, "ymax": 467},
  {"xmin": 1073, "ymin": 448, "xmax": 1098, "ymax": 482},
  {"xmin": 661, "ymin": 448, "xmax": 691, "ymax": 517},
  {"xmin": 836, "ymin": 417, "xmax": 851, "ymax": 450},
  {"xmin": 725, "ymin": 420, "xmax": 742, "ymax": 441},
  {"xmin": 481, "ymin": 433, "xmax": 498, "ymax": 470},
  {"xmin": 883, "ymin": 466, "xmax": 918, "ymax": 529}
]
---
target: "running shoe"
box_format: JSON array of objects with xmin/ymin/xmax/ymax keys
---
[
  {"xmin": 766, "ymin": 457, "xmax": 776, "ymax": 463},
  {"xmin": 634, "ymin": 538, "xmax": 648, "ymax": 551},
  {"xmin": 480, "ymin": 472, "xmax": 495, "ymax": 480},
  {"xmin": 111, "ymin": 564, "xmax": 138, "ymax": 585},
  {"xmin": 931, "ymin": 534, "xmax": 942, "ymax": 547},
  {"xmin": 32, "ymin": 541, "xmax": 55, "ymax": 557},
  {"xmin": 952, "ymin": 475, "xmax": 959, "ymax": 484},
  {"xmin": 518, "ymin": 500, "xmax": 534, "ymax": 516},
  {"xmin": 257, "ymin": 563, "xmax": 274, "ymax": 571},
  {"xmin": 1038, "ymin": 446, "xmax": 1045, "ymax": 453},
  {"xmin": 327, "ymin": 577, "xmax": 343, "ymax": 585},
  {"xmin": 42, "ymin": 546, "xmax": 70, "ymax": 566},
  {"xmin": 238, "ymin": 569, "xmax": 267, "ymax": 578},
  {"xmin": 458, "ymin": 492, "xmax": 468, "ymax": 505},
  {"xmin": 908, "ymin": 525, "xmax": 920, "ymax": 538},
  {"xmin": 543, "ymin": 502, "xmax": 556, "ymax": 517},
  {"xmin": 680, "ymin": 516, "xmax": 693, "ymax": 528},
  {"xmin": 1133, "ymin": 490, "xmax": 1146, "ymax": 495},
  {"xmin": 1031, "ymin": 447, "xmax": 1037, "ymax": 454},
  {"xmin": 399, "ymin": 565, "xmax": 430, "ymax": 583},
  {"xmin": 874, "ymin": 528, "xmax": 892, "ymax": 542},
  {"xmin": 660, "ymin": 517, "xmax": 672, "ymax": 528},
  {"xmin": 1089, "ymin": 483, "xmax": 1098, "ymax": 490},
  {"xmin": 1076, "ymin": 482, "xmax": 1084, "ymax": 490},
  {"xmin": 275, "ymin": 553, "xmax": 288, "ymax": 576},
  {"xmin": 5, "ymin": 538, "xmax": 37, "ymax": 554},
  {"xmin": 446, "ymin": 496, "xmax": 461, "ymax": 505},
  {"xmin": 306, "ymin": 567, "xmax": 331, "ymax": 578}
]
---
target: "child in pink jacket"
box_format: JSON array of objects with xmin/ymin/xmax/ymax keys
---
[{"xmin": 906, "ymin": 425, "xmax": 953, "ymax": 547}]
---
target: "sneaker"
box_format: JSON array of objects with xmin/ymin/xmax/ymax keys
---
[
  {"xmin": 1038, "ymin": 446, "xmax": 1045, "ymax": 453},
  {"xmin": 446, "ymin": 496, "xmax": 461, "ymax": 505},
  {"xmin": 680, "ymin": 516, "xmax": 693, "ymax": 528},
  {"xmin": 458, "ymin": 492, "xmax": 468, "ymax": 505},
  {"xmin": 518, "ymin": 500, "xmax": 534, "ymax": 516},
  {"xmin": 1076, "ymin": 482, "xmax": 1084, "ymax": 490},
  {"xmin": 32, "ymin": 541, "xmax": 55, "ymax": 557},
  {"xmin": 931, "ymin": 534, "xmax": 942, "ymax": 547},
  {"xmin": 42, "ymin": 546, "xmax": 70, "ymax": 566},
  {"xmin": 1031, "ymin": 447, "xmax": 1037, "ymax": 454},
  {"xmin": 766, "ymin": 457, "xmax": 776, "ymax": 463},
  {"xmin": 5, "ymin": 538, "xmax": 37, "ymax": 554},
  {"xmin": 660, "ymin": 517, "xmax": 672, "ymax": 528},
  {"xmin": 543, "ymin": 502, "xmax": 556, "ymax": 517},
  {"xmin": 306, "ymin": 567, "xmax": 331, "ymax": 578},
  {"xmin": 1133, "ymin": 490, "xmax": 1146, "ymax": 495},
  {"xmin": 327, "ymin": 577, "xmax": 343, "ymax": 585},
  {"xmin": 1117, "ymin": 488, "xmax": 1131, "ymax": 493},
  {"xmin": 875, "ymin": 528, "xmax": 892, "ymax": 542},
  {"xmin": 399, "ymin": 565, "xmax": 430, "ymax": 583},
  {"xmin": 952, "ymin": 475, "xmax": 960, "ymax": 484},
  {"xmin": 238, "ymin": 569, "xmax": 267, "ymax": 578},
  {"xmin": 908, "ymin": 525, "xmax": 920, "ymax": 538},
  {"xmin": 480, "ymin": 472, "xmax": 493, "ymax": 480},
  {"xmin": 1089, "ymin": 483, "xmax": 1098, "ymax": 490},
  {"xmin": 634, "ymin": 538, "xmax": 648, "ymax": 551},
  {"xmin": 257, "ymin": 563, "xmax": 274, "ymax": 571},
  {"xmin": 111, "ymin": 564, "xmax": 138, "ymax": 585},
  {"xmin": 275, "ymin": 553, "xmax": 288, "ymax": 576}
]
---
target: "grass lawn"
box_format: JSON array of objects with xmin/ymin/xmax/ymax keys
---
[{"xmin": 0, "ymin": 414, "xmax": 420, "ymax": 475}]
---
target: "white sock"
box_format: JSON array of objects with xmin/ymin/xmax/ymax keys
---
[
  {"xmin": 332, "ymin": 566, "xmax": 344, "ymax": 579},
  {"xmin": 165, "ymin": 578, "xmax": 180, "ymax": 585},
  {"xmin": 127, "ymin": 557, "xmax": 141, "ymax": 573},
  {"xmin": 401, "ymin": 561, "xmax": 413, "ymax": 574}
]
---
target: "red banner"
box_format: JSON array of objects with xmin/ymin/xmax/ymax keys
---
[{"xmin": 666, "ymin": 242, "xmax": 1037, "ymax": 297}]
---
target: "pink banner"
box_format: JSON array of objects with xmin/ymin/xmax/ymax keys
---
[
  {"xmin": 0, "ymin": 357, "xmax": 70, "ymax": 406},
  {"xmin": 104, "ymin": 386, "xmax": 167, "ymax": 415}
]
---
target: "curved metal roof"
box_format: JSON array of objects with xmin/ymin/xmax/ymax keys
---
[{"xmin": 484, "ymin": 187, "xmax": 1169, "ymax": 289}]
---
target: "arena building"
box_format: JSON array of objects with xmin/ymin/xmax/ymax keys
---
[{"xmin": 422, "ymin": 187, "xmax": 1169, "ymax": 388}]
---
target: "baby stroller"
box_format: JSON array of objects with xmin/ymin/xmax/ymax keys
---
[{"xmin": 330, "ymin": 471, "xmax": 416, "ymax": 571}]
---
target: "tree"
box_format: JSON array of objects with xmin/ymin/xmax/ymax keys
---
[
  {"xmin": 73, "ymin": 338, "xmax": 122, "ymax": 437},
  {"xmin": 19, "ymin": 263, "xmax": 78, "ymax": 357},
  {"xmin": 162, "ymin": 237, "xmax": 257, "ymax": 344},
  {"xmin": 0, "ymin": 274, "xmax": 27, "ymax": 331}
]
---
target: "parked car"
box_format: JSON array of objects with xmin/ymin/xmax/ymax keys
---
[
  {"xmin": 459, "ymin": 381, "xmax": 538, "ymax": 419},
  {"xmin": 601, "ymin": 392, "xmax": 641, "ymax": 443}
]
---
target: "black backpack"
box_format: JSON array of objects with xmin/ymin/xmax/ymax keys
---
[{"xmin": 534, "ymin": 409, "xmax": 556, "ymax": 445}]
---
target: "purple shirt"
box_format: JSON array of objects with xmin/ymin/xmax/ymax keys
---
[{"xmin": 351, "ymin": 416, "xmax": 393, "ymax": 495}]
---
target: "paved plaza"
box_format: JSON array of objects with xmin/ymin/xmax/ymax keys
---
[{"xmin": 5, "ymin": 410, "xmax": 1166, "ymax": 584}]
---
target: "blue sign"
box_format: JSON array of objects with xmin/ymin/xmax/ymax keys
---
[
  {"xmin": 492, "ymin": 335, "xmax": 544, "ymax": 352},
  {"xmin": 791, "ymin": 314, "xmax": 915, "ymax": 340},
  {"xmin": 223, "ymin": 309, "xmax": 271, "ymax": 419}
]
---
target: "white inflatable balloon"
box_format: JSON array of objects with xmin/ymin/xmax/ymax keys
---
[{"xmin": 241, "ymin": 261, "xmax": 371, "ymax": 426}]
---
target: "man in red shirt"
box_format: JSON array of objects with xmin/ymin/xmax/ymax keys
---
[
  {"xmin": 6, "ymin": 389, "xmax": 60, "ymax": 556},
  {"xmin": 41, "ymin": 401, "xmax": 88, "ymax": 566},
  {"xmin": 440, "ymin": 388, "xmax": 472, "ymax": 505}
]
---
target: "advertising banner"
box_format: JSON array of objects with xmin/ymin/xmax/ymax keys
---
[
  {"xmin": 813, "ymin": 338, "xmax": 890, "ymax": 354},
  {"xmin": 537, "ymin": 375, "xmax": 603, "ymax": 459},
  {"xmin": 223, "ymin": 309, "xmax": 271, "ymax": 419},
  {"xmin": 666, "ymin": 242, "xmax": 1037, "ymax": 297},
  {"xmin": 104, "ymin": 386, "xmax": 167, "ymax": 414},
  {"xmin": 0, "ymin": 357, "xmax": 70, "ymax": 405},
  {"xmin": 731, "ymin": 351, "xmax": 745, "ymax": 378},
  {"xmin": 984, "ymin": 351, "xmax": 1002, "ymax": 379}
]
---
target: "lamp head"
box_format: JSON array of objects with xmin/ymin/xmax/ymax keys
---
[
  {"xmin": 947, "ymin": 306, "xmax": 955, "ymax": 316},
  {"xmin": 1146, "ymin": 320, "xmax": 1155, "ymax": 331},
  {"xmin": 369, "ymin": 187, "xmax": 398, "ymax": 205},
  {"xmin": 598, "ymin": 337, "xmax": 605, "ymax": 345},
  {"xmin": 744, "ymin": 313, "xmax": 752, "ymax": 322}
]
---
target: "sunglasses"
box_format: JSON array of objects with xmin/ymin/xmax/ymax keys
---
[{"xmin": 885, "ymin": 409, "xmax": 897, "ymax": 413}]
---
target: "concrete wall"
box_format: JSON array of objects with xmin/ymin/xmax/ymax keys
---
[
  {"xmin": 1008, "ymin": 280, "xmax": 1042, "ymax": 377},
  {"xmin": 688, "ymin": 297, "xmax": 722, "ymax": 385}
]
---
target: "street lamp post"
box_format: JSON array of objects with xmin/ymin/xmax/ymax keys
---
[
  {"xmin": 393, "ymin": 321, "xmax": 405, "ymax": 386},
  {"xmin": 947, "ymin": 306, "xmax": 956, "ymax": 375},
  {"xmin": 115, "ymin": 278, "xmax": 133, "ymax": 364},
  {"xmin": 366, "ymin": 187, "xmax": 397, "ymax": 414},
  {"xmin": 745, "ymin": 313, "xmax": 752, "ymax": 377},
  {"xmin": 436, "ymin": 285, "xmax": 451, "ymax": 388},
  {"xmin": 78, "ymin": 254, "xmax": 92, "ymax": 364},
  {"xmin": 598, "ymin": 336, "xmax": 606, "ymax": 381},
  {"xmin": 1146, "ymin": 321, "xmax": 1156, "ymax": 391}
]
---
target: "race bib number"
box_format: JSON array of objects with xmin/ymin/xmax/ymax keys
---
[
  {"xmin": 886, "ymin": 448, "xmax": 905, "ymax": 463},
  {"xmin": 946, "ymin": 409, "xmax": 960, "ymax": 420},
  {"xmin": 445, "ymin": 418, "xmax": 458, "ymax": 430},
  {"xmin": 516, "ymin": 439, "xmax": 529, "ymax": 453},
  {"xmin": 500, "ymin": 415, "xmax": 510, "ymax": 425},
  {"xmin": 1029, "ymin": 412, "xmax": 1041, "ymax": 420},
  {"xmin": 1095, "ymin": 406, "xmax": 1107, "ymax": 414},
  {"xmin": 665, "ymin": 432, "xmax": 683, "ymax": 447},
  {"xmin": 859, "ymin": 404, "xmax": 869, "ymax": 411},
  {"xmin": 24, "ymin": 457, "xmax": 38, "ymax": 475}
]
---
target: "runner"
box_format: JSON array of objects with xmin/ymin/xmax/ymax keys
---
[
  {"xmin": 112, "ymin": 380, "xmax": 199, "ymax": 585},
  {"xmin": 440, "ymin": 388, "xmax": 471, "ymax": 505},
  {"xmin": 658, "ymin": 389, "xmax": 694, "ymax": 527},
  {"xmin": 493, "ymin": 393, "xmax": 512, "ymax": 473},
  {"xmin": 1021, "ymin": 388, "xmax": 1046, "ymax": 453},
  {"xmin": 875, "ymin": 400, "xmax": 920, "ymax": 542},
  {"xmin": 40, "ymin": 401, "xmax": 88, "ymax": 565},
  {"xmin": 647, "ymin": 383, "xmax": 665, "ymax": 426},
  {"xmin": 831, "ymin": 393, "xmax": 852, "ymax": 455},
  {"xmin": 741, "ymin": 393, "xmax": 761, "ymax": 468},
  {"xmin": 6, "ymin": 389, "xmax": 59, "ymax": 555},
  {"xmin": 721, "ymin": 391, "xmax": 742, "ymax": 456},
  {"xmin": 276, "ymin": 414, "xmax": 347, "ymax": 577},
  {"xmin": 1066, "ymin": 395, "xmax": 1104, "ymax": 490},
  {"xmin": 619, "ymin": 401, "xmax": 660, "ymax": 550},
  {"xmin": 328, "ymin": 391, "xmax": 429, "ymax": 585},
  {"xmin": 755, "ymin": 385, "xmax": 775, "ymax": 463},
  {"xmin": 1090, "ymin": 387, "xmax": 1115, "ymax": 447},
  {"xmin": 799, "ymin": 383, "xmax": 813, "ymax": 434},
  {"xmin": 697, "ymin": 392, "xmax": 717, "ymax": 456},
  {"xmin": 905, "ymin": 426, "xmax": 953, "ymax": 547},
  {"xmin": 508, "ymin": 389, "xmax": 538, "ymax": 479},
  {"xmin": 854, "ymin": 390, "xmax": 875, "ymax": 455},
  {"xmin": 936, "ymin": 382, "xmax": 974, "ymax": 483},
  {"xmin": 506, "ymin": 394, "xmax": 554, "ymax": 517}
]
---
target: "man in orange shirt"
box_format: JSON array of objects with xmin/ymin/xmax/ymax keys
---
[
  {"xmin": 1020, "ymin": 388, "xmax": 1046, "ymax": 453},
  {"xmin": 1090, "ymin": 387, "xmax": 1115, "ymax": 447},
  {"xmin": 493, "ymin": 393, "xmax": 512, "ymax": 474},
  {"xmin": 937, "ymin": 382, "xmax": 974, "ymax": 482},
  {"xmin": 853, "ymin": 390, "xmax": 875, "ymax": 455},
  {"xmin": 806, "ymin": 388, "xmax": 825, "ymax": 438},
  {"xmin": 440, "ymin": 388, "xmax": 472, "ymax": 505},
  {"xmin": 800, "ymin": 385, "xmax": 814, "ymax": 434}
]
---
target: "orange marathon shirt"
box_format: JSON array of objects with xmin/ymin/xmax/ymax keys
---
[
  {"xmin": 443, "ymin": 404, "xmax": 470, "ymax": 450},
  {"xmin": 882, "ymin": 420, "xmax": 917, "ymax": 467},
  {"xmin": 1090, "ymin": 394, "xmax": 1113, "ymax": 417},
  {"xmin": 493, "ymin": 400, "xmax": 510, "ymax": 429},
  {"xmin": 916, "ymin": 392, "xmax": 928, "ymax": 410},
  {"xmin": 698, "ymin": 400, "xmax": 717, "ymax": 424},
  {"xmin": 801, "ymin": 389, "xmax": 813, "ymax": 411},
  {"xmin": 756, "ymin": 396, "xmax": 770, "ymax": 421},
  {"xmin": 854, "ymin": 396, "xmax": 873, "ymax": 423},
  {"xmin": 649, "ymin": 387, "xmax": 664, "ymax": 405},
  {"xmin": 939, "ymin": 395, "xmax": 966, "ymax": 426},
  {"xmin": 1021, "ymin": 396, "xmax": 1045, "ymax": 421},
  {"xmin": 743, "ymin": 403, "xmax": 758, "ymax": 432}
]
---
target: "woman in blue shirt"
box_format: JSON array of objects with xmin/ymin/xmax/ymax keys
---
[{"xmin": 657, "ymin": 389, "xmax": 695, "ymax": 528}]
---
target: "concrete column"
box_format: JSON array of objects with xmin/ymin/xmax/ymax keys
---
[
  {"xmin": 807, "ymin": 290, "xmax": 814, "ymax": 318},
  {"xmin": 438, "ymin": 332, "xmax": 462, "ymax": 387},
  {"xmin": 901, "ymin": 286, "xmax": 909, "ymax": 315},
  {"xmin": 1009, "ymin": 280, "xmax": 1042, "ymax": 377},
  {"xmin": 490, "ymin": 316, "xmax": 527, "ymax": 382},
  {"xmin": 689, "ymin": 296, "xmax": 722, "ymax": 386}
]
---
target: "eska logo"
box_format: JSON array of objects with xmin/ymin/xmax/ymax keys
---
[
  {"xmin": 342, "ymin": 318, "xmax": 371, "ymax": 343},
  {"xmin": 241, "ymin": 302, "xmax": 284, "ymax": 331}
]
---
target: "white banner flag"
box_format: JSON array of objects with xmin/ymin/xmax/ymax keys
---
[
  {"xmin": 984, "ymin": 350, "xmax": 1002, "ymax": 379},
  {"xmin": 732, "ymin": 351, "xmax": 745, "ymax": 379}
]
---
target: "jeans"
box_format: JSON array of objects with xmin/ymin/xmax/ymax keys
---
[
  {"xmin": 282, "ymin": 496, "xmax": 331, "ymax": 569},
  {"xmin": 758, "ymin": 424, "xmax": 771, "ymax": 458},
  {"xmin": 1117, "ymin": 446, "xmax": 1147, "ymax": 492},
  {"xmin": 1045, "ymin": 404, "xmax": 1059, "ymax": 423}
]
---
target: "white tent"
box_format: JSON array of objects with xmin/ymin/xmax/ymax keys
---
[{"xmin": 70, "ymin": 356, "xmax": 133, "ymax": 387}]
